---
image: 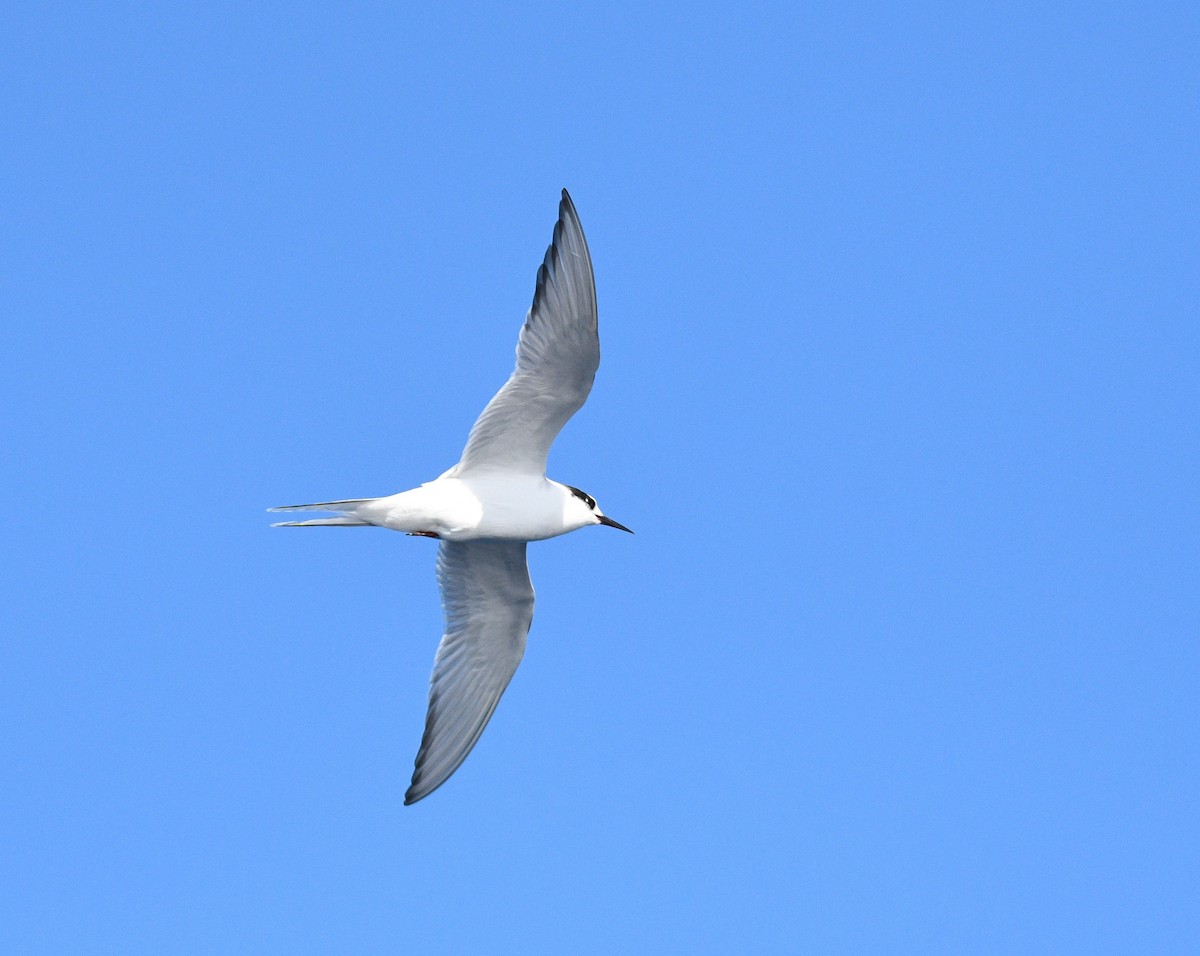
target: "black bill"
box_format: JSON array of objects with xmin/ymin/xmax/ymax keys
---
[{"xmin": 598, "ymin": 515, "xmax": 634, "ymax": 534}]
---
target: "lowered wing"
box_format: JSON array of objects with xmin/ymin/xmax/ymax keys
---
[{"xmin": 404, "ymin": 540, "xmax": 535, "ymax": 804}]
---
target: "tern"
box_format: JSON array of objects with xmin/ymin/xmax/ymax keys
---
[{"xmin": 270, "ymin": 190, "xmax": 630, "ymax": 804}]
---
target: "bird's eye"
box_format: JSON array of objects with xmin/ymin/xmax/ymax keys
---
[{"xmin": 567, "ymin": 486, "xmax": 596, "ymax": 510}]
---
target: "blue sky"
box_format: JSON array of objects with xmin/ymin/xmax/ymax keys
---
[{"xmin": 2, "ymin": 2, "xmax": 1196, "ymax": 952}]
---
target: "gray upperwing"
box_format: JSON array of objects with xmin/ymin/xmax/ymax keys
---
[{"xmin": 452, "ymin": 190, "xmax": 599, "ymax": 478}]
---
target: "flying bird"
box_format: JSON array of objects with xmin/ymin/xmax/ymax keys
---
[{"xmin": 271, "ymin": 190, "xmax": 630, "ymax": 804}]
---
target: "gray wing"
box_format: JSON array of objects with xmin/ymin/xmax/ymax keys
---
[
  {"xmin": 452, "ymin": 189, "xmax": 599, "ymax": 477},
  {"xmin": 404, "ymin": 540, "xmax": 535, "ymax": 804}
]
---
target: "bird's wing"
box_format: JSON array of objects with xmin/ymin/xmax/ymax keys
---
[
  {"xmin": 452, "ymin": 189, "xmax": 599, "ymax": 477},
  {"xmin": 405, "ymin": 540, "xmax": 535, "ymax": 804}
]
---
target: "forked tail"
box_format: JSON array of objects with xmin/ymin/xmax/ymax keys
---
[{"xmin": 268, "ymin": 498, "xmax": 375, "ymax": 528}]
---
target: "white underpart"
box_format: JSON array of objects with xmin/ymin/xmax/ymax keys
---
[{"xmin": 349, "ymin": 476, "xmax": 596, "ymax": 542}]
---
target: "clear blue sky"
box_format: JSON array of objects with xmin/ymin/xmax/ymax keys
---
[{"xmin": 2, "ymin": 2, "xmax": 1196, "ymax": 953}]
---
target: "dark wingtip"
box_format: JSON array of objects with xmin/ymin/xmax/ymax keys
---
[
  {"xmin": 559, "ymin": 188, "xmax": 577, "ymax": 218},
  {"xmin": 403, "ymin": 776, "xmax": 425, "ymax": 805}
]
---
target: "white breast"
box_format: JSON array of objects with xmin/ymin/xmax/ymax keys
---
[
  {"xmin": 361, "ymin": 476, "xmax": 575, "ymax": 542},
  {"xmin": 457, "ymin": 476, "xmax": 570, "ymax": 541}
]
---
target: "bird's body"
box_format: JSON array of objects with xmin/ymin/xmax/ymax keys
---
[
  {"xmin": 279, "ymin": 476, "xmax": 601, "ymax": 542},
  {"xmin": 271, "ymin": 190, "xmax": 629, "ymax": 804}
]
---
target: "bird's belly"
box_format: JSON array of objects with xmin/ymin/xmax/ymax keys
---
[
  {"xmin": 450, "ymin": 477, "xmax": 569, "ymax": 541},
  {"xmin": 463, "ymin": 510, "xmax": 567, "ymax": 541},
  {"xmin": 370, "ymin": 477, "xmax": 568, "ymax": 542}
]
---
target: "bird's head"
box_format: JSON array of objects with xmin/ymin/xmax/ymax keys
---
[{"xmin": 563, "ymin": 484, "xmax": 633, "ymax": 534}]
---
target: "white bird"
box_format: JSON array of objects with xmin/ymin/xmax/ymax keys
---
[{"xmin": 270, "ymin": 190, "xmax": 631, "ymax": 804}]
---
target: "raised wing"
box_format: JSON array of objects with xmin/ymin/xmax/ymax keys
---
[
  {"xmin": 404, "ymin": 540, "xmax": 535, "ymax": 804},
  {"xmin": 453, "ymin": 189, "xmax": 599, "ymax": 477}
]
